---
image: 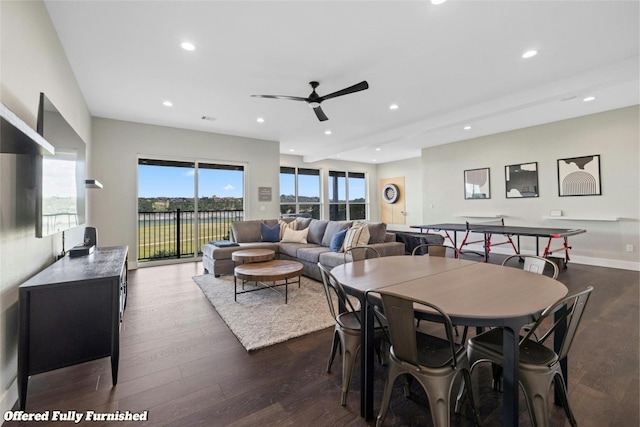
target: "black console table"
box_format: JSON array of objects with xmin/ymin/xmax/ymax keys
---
[{"xmin": 18, "ymin": 246, "xmax": 128, "ymax": 410}]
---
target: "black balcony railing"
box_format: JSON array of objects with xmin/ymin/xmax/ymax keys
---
[{"xmin": 138, "ymin": 209, "xmax": 244, "ymax": 262}]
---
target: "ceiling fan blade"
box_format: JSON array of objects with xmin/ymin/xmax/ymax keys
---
[
  {"xmin": 313, "ymin": 106, "xmax": 328, "ymax": 121},
  {"xmin": 319, "ymin": 81, "xmax": 369, "ymax": 102},
  {"xmin": 250, "ymin": 94, "xmax": 308, "ymax": 102}
]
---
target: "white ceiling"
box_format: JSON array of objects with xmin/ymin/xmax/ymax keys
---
[{"xmin": 44, "ymin": 0, "xmax": 640, "ymax": 164}]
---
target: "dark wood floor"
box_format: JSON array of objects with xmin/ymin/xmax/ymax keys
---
[{"xmin": 8, "ymin": 258, "xmax": 639, "ymax": 426}]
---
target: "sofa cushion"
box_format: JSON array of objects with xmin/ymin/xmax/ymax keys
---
[
  {"xmin": 318, "ymin": 251, "xmax": 347, "ymax": 269},
  {"xmin": 359, "ymin": 221, "xmax": 387, "ymax": 244},
  {"xmin": 296, "ymin": 217, "xmax": 313, "ymax": 230},
  {"xmin": 296, "ymin": 246, "xmax": 330, "ymax": 264},
  {"xmin": 260, "ymin": 223, "xmax": 280, "ymax": 242},
  {"xmin": 278, "ymin": 242, "xmax": 311, "ymax": 258},
  {"xmin": 307, "ymin": 219, "xmax": 329, "ymax": 245},
  {"xmin": 321, "ymin": 221, "xmax": 353, "ymax": 247},
  {"xmin": 231, "ymin": 220, "xmax": 263, "ymax": 243},
  {"xmin": 281, "ymin": 226, "xmax": 309, "ymax": 243},
  {"xmin": 342, "ymin": 223, "xmax": 370, "ymax": 251},
  {"xmin": 278, "ymin": 218, "xmax": 297, "ymax": 240},
  {"xmin": 329, "ymin": 228, "xmax": 348, "ymax": 252}
]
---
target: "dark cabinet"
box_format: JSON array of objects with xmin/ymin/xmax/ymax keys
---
[{"xmin": 18, "ymin": 246, "xmax": 128, "ymax": 410}]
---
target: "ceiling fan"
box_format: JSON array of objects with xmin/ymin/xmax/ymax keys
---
[{"xmin": 251, "ymin": 80, "xmax": 369, "ymax": 122}]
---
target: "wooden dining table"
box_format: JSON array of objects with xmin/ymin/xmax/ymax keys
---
[{"xmin": 331, "ymin": 255, "xmax": 568, "ymax": 426}]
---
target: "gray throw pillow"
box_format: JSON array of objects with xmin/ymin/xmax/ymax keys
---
[
  {"xmin": 321, "ymin": 221, "xmax": 353, "ymax": 247},
  {"xmin": 307, "ymin": 220, "xmax": 329, "ymax": 245},
  {"xmin": 362, "ymin": 222, "xmax": 387, "ymax": 244}
]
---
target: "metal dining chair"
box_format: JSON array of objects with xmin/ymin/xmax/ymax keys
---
[
  {"xmin": 370, "ymin": 289, "xmax": 481, "ymax": 427},
  {"xmin": 343, "ymin": 246, "xmax": 380, "ymax": 262},
  {"xmin": 463, "ymin": 286, "xmax": 593, "ymax": 427},
  {"xmin": 502, "ymin": 254, "xmax": 559, "ymax": 279},
  {"xmin": 317, "ymin": 262, "xmax": 387, "ymax": 406}
]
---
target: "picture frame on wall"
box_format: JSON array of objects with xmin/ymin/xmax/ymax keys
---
[
  {"xmin": 464, "ymin": 167, "xmax": 491, "ymax": 199},
  {"xmin": 557, "ymin": 154, "xmax": 601, "ymax": 196},
  {"xmin": 505, "ymin": 162, "xmax": 539, "ymax": 198}
]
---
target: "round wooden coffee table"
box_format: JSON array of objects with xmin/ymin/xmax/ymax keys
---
[
  {"xmin": 233, "ymin": 260, "xmax": 304, "ymax": 304},
  {"xmin": 231, "ymin": 249, "xmax": 275, "ymax": 264}
]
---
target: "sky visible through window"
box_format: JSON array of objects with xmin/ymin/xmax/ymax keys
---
[{"xmin": 138, "ymin": 165, "xmax": 243, "ymax": 198}]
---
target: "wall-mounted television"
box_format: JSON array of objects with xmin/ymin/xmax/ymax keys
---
[{"xmin": 35, "ymin": 93, "xmax": 86, "ymax": 237}]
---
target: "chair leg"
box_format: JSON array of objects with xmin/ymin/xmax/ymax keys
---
[
  {"xmin": 326, "ymin": 331, "xmax": 340, "ymax": 373},
  {"xmin": 519, "ymin": 369, "xmax": 555, "ymax": 427},
  {"xmin": 553, "ymin": 372, "xmax": 578, "ymax": 427},
  {"xmin": 415, "ymin": 374, "xmax": 454, "ymax": 427},
  {"xmin": 376, "ymin": 364, "xmax": 402, "ymax": 427},
  {"xmin": 340, "ymin": 334, "xmax": 360, "ymax": 406},
  {"xmin": 460, "ymin": 369, "xmax": 482, "ymax": 426}
]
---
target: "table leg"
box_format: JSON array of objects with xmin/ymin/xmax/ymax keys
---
[
  {"xmin": 361, "ymin": 294, "xmax": 375, "ymax": 420},
  {"xmin": 502, "ymin": 325, "xmax": 519, "ymax": 427}
]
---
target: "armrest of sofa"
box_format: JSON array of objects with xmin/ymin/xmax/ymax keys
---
[{"xmin": 384, "ymin": 232, "xmax": 396, "ymax": 243}]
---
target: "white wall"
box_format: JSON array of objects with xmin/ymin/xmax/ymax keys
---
[
  {"xmin": 380, "ymin": 106, "xmax": 639, "ymax": 270},
  {"xmin": 279, "ymin": 154, "xmax": 380, "ymax": 220},
  {"xmin": 91, "ymin": 118, "xmax": 280, "ymax": 268},
  {"xmin": 0, "ymin": 0, "xmax": 92, "ymax": 414}
]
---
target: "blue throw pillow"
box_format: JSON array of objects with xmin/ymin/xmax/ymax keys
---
[
  {"xmin": 260, "ymin": 223, "xmax": 280, "ymax": 242},
  {"xmin": 329, "ymin": 228, "xmax": 348, "ymax": 252}
]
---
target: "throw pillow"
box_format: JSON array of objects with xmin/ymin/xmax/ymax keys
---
[
  {"xmin": 280, "ymin": 226, "xmax": 309, "ymax": 243},
  {"xmin": 329, "ymin": 228, "xmax": 348, "ymax": 252},
  {"xmin": 278, "ymin": 219, "xmax": 297, "ymax": 240},
  {"xmin": 260, "ymin": 223, "xmax": 280, "ymax": 242},
  {"xmin": 342, "ymin": 223, "xmax": 370, "ymax": 251}
]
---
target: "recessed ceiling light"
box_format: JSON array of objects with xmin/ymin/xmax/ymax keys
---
[
  {"xmin": 522, "ymin": 50, "xmax": 538, "ymax": 59},
  {"xmin": 464, "ymin": 125, "xmax": 472, "ymax": 130},
  {"xmin": 256, "ymin": 117, "xmax": 264, "ymax": 123},
  {"xmin": 162, "ymin": 100, "xmax": 173, "ymax": 107},
  {"xmin": 289, "ymin": 149, "xmax": 295, "ymax": 152},
  {"xmin": 372, "ymin": 159, "xmax": 377, "ymax": 162},
  {"xmin": 583, "ymin": 96, "xmax": 596, "ymax": 102},
  {"xmin": 431, "ymin": 0, "xmax": 447, "ymax": 4},
  {"xmin": 181, "ymin": 42, "xmax": 195, "ymax": 51},
  {"xmin": 375, "ymin": 148, "xmax": 381, "ymax": 151},
  {"xmin": 325, "ymin": 130, "xmax": 332, "ymax": 135},
  {"xmin": 389, "ymin": 104, "xmax": 399, "ymax": 110}
]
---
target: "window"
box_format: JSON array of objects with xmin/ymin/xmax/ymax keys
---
[
  {"xmin": 329, "ymin": 170, "xmax": 366, "ymax": 221},
  {"xmin": 138, "ymin": 158, "xmax": 244, "ymax": 262},
  {"xmin": 280, "ymin": 167, "xmax": 321, "ymax": 219}
]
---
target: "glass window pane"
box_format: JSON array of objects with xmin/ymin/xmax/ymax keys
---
[
  {"xmin": 329, "ymin": 204, "xmax": 347, "ymax": 221},
  {"xmin": 280, "ymin": 168, "xmax": 296, "ymax": 203},
  {"xmin": 328, "ymin": 170, "xmax": 346, "ymax": 202},
  {"xmin": 298, "ymin": 172, "xmax": 320, "ymax": 202},
  {"xmin": 348, "ymin": 173, "xmax": 366, "ymax": 203},
  {"xmin": 349, "ymin": 204, "xmax": 366, "ymax": 220},
  {"xmin": 299, "ymin": 204, "xmax": 320, "ymax": 219},
  {"xmin": 280, "ymin": 204, "xmax": 296, "ymax": 215}
]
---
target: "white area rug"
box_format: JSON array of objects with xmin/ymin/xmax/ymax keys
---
[{"xmin": 192, "ymin": 273, "xmax": 335, "ymax": 351}]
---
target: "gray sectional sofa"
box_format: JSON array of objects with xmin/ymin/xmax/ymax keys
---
[{"xmin": 202, "ymin": 217, "xmax": 405, "ymax": 281}]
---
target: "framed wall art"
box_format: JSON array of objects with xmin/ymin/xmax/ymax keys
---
[
  {"xmin": 505, "ymin": 162, "xmax": 538, "ymax": 198},
  {"xmin": 464, "ymin": 168, "xmax": 490, "ymax": 199},
  {"xmin": 557, "ymin": 155, "xmax": 601, "ymax": 196}
]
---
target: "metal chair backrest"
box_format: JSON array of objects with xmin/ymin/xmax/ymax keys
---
[
  {"xmin": 502, "ymin": 254, "xmax": 559, "ymax": 279},
  {"xmin": 343, "ymin": 246, "xmax": 380, "ymax": 262},
  {"xmin": 376, "ymin": 290, "xmax": 458, "ymax": 369},
  {"xmin": 521, "ymin": 286, "xmax": 593, "ymax": 360},
  {"xmin": 412, "ymin": 244, "xmax": 460, "ymax": 258},
  {"xmin": 317, "ymin": 263, "xmax": 360, "ymax": 324}
]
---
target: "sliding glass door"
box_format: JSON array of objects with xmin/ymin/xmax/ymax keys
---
[{"xmin": 137, "ymin": 158, "xmax": 244, "ymax": 262}]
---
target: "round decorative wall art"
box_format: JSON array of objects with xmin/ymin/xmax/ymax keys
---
[{"xmin": 382, "ymin": 183, "xmax": 399, "ymax": 204}]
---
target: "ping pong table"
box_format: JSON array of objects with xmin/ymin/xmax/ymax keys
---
[{"xmin": 411, "ymin": 219, "xmax": 586, "ymax": 262}]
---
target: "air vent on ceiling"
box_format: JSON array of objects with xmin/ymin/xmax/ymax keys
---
[{"xmin": 201, "ymin": 116, "xmax": 216, "ymax": 121}]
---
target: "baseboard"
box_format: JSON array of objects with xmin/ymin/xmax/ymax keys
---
[
  {"xmin": 1, "ymin": 379, "xmax": 18, "ymax": 419},
  {"xmin": 460, "ymin": 243, "xmax": 640, "ymax": 271}
]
